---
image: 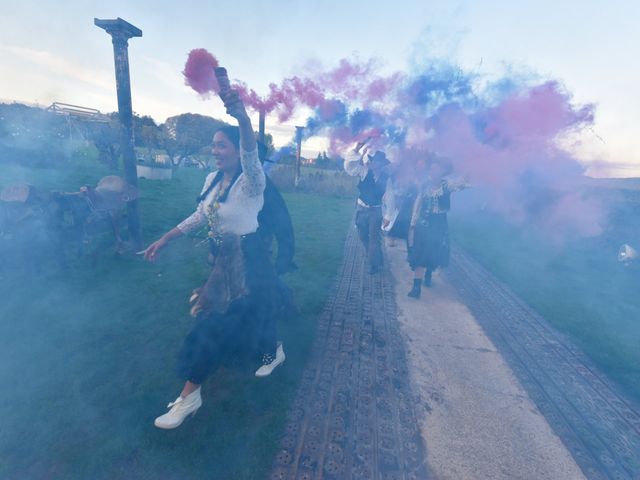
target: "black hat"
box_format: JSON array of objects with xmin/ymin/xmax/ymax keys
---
[{"xmin": 367, "ymin": 150, "xmax": 390, "ymax": 165}]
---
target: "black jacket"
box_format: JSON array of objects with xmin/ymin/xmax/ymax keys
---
[{"xmin": 257, "ymin": 176, "xmax": 296, "ymax": 275}]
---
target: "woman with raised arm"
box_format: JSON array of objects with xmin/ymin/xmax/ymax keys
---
[{"xmin": 144, "ymin": 87, "xmax": 284, "ymax": 429}]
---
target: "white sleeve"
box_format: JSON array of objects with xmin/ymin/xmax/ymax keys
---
[
  {"xmin": 382, "ymin": 178, "xmax": 397, "ymax": 224},
  {"xmin": 175, "ymin": 173, "xmax": 216, "ymax": 234},
  {"xmin": 343, "ymin": 150, "xmax": 367, "ymax": 179},
  {"xmin": 239, "ymin": 147, "xmax": 265, "ymax": 198},
  {"xmin": 446, "ymin": 178, "xmax": 470, "ymax": 192}
]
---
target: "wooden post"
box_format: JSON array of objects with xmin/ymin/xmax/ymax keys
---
[{"xmin": 94, "ymin": 17, "xmax": 143, "ymax": 250}]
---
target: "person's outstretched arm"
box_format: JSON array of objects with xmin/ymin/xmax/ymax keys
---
[{"xmin": 143, "ymin": 172, "xmax": 218, "ymax": 261}]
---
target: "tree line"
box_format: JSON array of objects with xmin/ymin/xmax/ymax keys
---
[
  {"xmin": 0, "ymin": 102, "xmax": 346, "ymax": 171},
  {"xmin": 0, "ymin": 103, "xmax": 275, "ymax": 170}
]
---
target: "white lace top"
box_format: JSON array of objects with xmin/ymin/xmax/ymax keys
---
[{"xmin": 176, "ymin": 147, "xmax": 265, "ymax": 236}]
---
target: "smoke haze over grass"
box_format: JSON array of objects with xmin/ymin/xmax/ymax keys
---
[{"xmin": 0, "ymin": 163, "xmax": 353, "ymax": 479}]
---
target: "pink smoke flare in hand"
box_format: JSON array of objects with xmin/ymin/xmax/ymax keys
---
[{"xmin": 183, "ymin": 49, "xmax": 220, "ymax": 95}]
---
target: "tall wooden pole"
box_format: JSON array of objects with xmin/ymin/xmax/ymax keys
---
[
  {"xmin": 258, "ymin": 107, "xmax": 266, "ymax": 145},
  {"xmin": 94, "ymin": 17, "xmax": 143, "ymax": 250}
]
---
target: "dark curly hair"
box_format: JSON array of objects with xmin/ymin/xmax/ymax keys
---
[{"xmin": 214, "ymin": 125, "xmax": 240, "ymax": 150}]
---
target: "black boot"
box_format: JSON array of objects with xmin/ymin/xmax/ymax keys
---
[
  {"xmin": 423, "ymin": 269, "xmax": 432, "ymax": 287},
  {"xmin": 408, "ymin": 279, "xmax": 421, "ymax": 298}
]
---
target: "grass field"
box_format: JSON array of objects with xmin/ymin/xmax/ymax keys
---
[
  {"xmin": 4, "ymin": 154, "xmax": 639, "ymax": 477},
  {"xmin": 449, "ymin": 189, "xmax": 640, "ymax": 405},
  {"xmin": 0, "ymin": 159, "xmax": 353, "ymax": 479}
]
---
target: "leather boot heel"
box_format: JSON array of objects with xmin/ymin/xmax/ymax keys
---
[{"xmin": 407, "ymin": 279, "xmax": 421, "ymax": 299}]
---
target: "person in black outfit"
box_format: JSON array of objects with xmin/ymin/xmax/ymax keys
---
[
  {"xmin": 253, "ymin": 142, "xmax": 298, "ymax": 375},
  {"xmin": 407, "ymin": 158, "xmax": 467, "ymax": 299},
  {"xmin": 256, "ymin": 142, "xmax": 297, "ymax": 276},
  {"xmin": 344, "ymin": 140, "xmax": 394, "ymax": 274}
]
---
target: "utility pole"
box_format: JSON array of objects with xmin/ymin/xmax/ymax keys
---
[
  {"xmin": 258, "ymin": 107, "xmax": 266, "ymax": 145},
  {"xmin": 294, "ymin": 126, "xmax": 304, "ymax": 188},
  {"xmin": 94, "ymin": 17, "xmax": 143, "ymax": 249}
]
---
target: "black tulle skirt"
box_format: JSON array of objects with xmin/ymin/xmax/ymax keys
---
[
  {"xmin": 408, "ymin": 213, "xmax": 450, "ymax": 271},
  {"xmin": 176, "ymin": 233, "xmax": 277, "ymax": 384}
]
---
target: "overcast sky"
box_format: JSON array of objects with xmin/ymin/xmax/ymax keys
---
[{"xmin": 1, "ymin": 0, "xmax": 638, "ymax": 176}]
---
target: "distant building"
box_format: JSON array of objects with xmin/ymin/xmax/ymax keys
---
[{"xmin": 155, "ymin": 154, "xmax": 170, "ymax": 165}]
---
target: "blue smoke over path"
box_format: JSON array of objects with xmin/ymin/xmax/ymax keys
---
[{"xmin": 261, "ymin": 56, "xmax": 603, "ymax": 239}]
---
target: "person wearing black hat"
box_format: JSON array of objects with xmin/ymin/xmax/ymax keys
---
[
  {"xmin": 407, "ymin": 156, "xmax": 468, "ymax": 299},
  {"xmin": 344, "ymin": 139, "xmax": 395, "ymax": 274}
]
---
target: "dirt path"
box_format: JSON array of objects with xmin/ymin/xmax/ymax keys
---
[
  {"xmin": 387, "ymin": 240, "xmax": 586, "ymax": 479},
  {"xmin": 445, "ymin": 246, "xmax": 640, "ymax": 479},
  {"xmin": 270, "ymin": 226, "xmax": 640, "ymax": 479}
]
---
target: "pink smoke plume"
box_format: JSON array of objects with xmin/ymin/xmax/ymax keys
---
[
  {"xmin": 183, "ymin": 49, "xmax": 220, "ymax": 95},
  {"xmin": 183, "ymin": 50, "xmax": 401, "ymax": 122},
  {"xmin": 181, "ymin": 48, "xmax": 604, "ymax": 238},
  {"xmin": 412, "ymin": 82, "xmax": 603, "ymax": 237}
]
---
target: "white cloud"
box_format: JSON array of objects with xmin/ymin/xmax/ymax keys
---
[
  {"xmin": 138, "ymin": 55, "xmax": 185, "ymax": 91},
  {"xmin": 0, "ymin": 44, "xmax": 114, "ymax": 92}
]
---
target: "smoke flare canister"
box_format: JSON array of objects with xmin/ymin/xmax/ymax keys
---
[{"xmin": 214, "ymin": 67, "xmax": 231, "ymax": 92}]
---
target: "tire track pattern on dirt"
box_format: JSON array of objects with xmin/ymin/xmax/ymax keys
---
[{"xmin": 271, "ymin": 226, "xmax": 429, "ymax": 480}]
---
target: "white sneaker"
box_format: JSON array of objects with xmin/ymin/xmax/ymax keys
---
[
  {"xmin": 154, "ymin": 387, "xmax": 202, "ymax": 429},
  {"xmin": 255, "ymin": 342, "xmax": 286, "ymax": 377}
]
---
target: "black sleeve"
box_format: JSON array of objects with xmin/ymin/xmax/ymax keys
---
[{"xmin": 262, "ymin": 177, "xmax": 297, "ymax": 274}]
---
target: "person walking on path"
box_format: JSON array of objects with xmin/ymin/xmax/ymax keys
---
[
  {"xmin": 407, "ymin": 156, "xmax": 467, "ymax": 299},
  {"xmin": 143, "ymin": 86, "xmax": 284, "ymax": 429},
  {"xmin": 344, "ymin": 139, "xmax": 395, "ymax": 274}
]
